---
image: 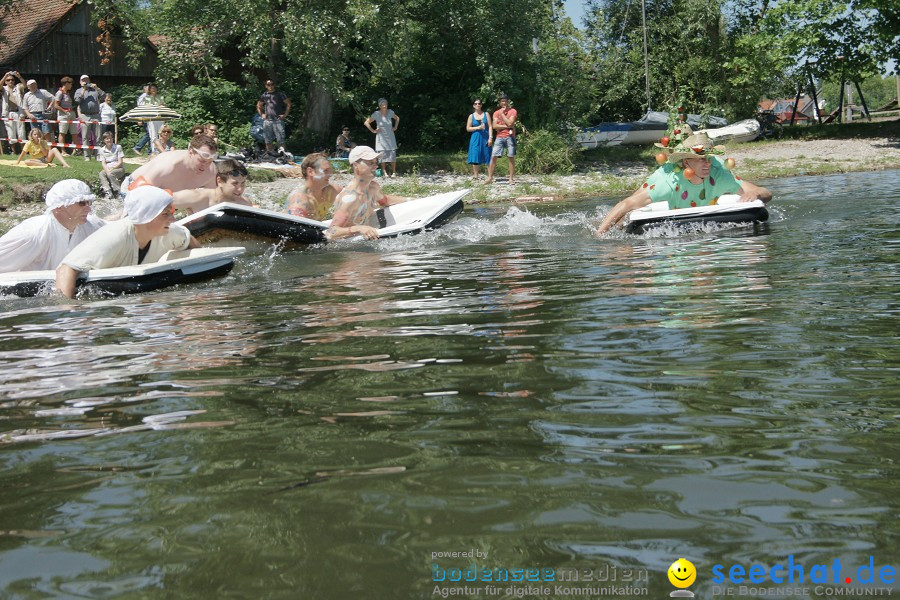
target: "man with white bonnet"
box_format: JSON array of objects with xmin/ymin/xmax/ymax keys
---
[
  {"xmin": 55, "ymin": 186, "xmax": 199, "ymax": 298},
  {"xmin": 0, "ymin": 179, "xmax": 105, "ymax": 273}
]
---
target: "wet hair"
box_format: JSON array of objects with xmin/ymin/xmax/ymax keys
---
[
  {"xmin": 300, "ymin": 152, "xmax": 330, "ymax": 178},
  {"xmin": 216, "ymin": 158, "xmax": 248, "ymax": 181},
  {"xmin": 189, "ymin": 134, "xmax": 218, "ymax": 152}
]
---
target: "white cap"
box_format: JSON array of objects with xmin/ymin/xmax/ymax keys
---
[
  {"xmin": 348, "ymin": 145, "xmax": 380, "ymax": 164},
  {"xmin": 124, "ymin": 186, "xmax": 173, "ymax": 224},
  {"xmin": 79, "ymin": 74, "xmax": 90, "ymax": 81},
  {"xmin": 45, "ymin": 179, "xmax": 96, "ymax": 212},
  {"xmin": 26, "ymin": 79, "xmax": 36, "ymax": 86}
]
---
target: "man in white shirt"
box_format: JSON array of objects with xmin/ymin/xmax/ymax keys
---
[{"xmin": 0, "ymin": 179, "xmax": 106, "ymax": 273}]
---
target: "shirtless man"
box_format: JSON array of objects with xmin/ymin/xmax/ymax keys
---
[
  {"xmin": 284, "ymin": 152, "xmax": 343, "ymax": 221},
  {"xmin": 172, "ymin": 158, "xmax": 253, "ymax": 214},
  {"xmin": 328, "ymin": 145, "xmax": 407, "ymax": 240},
  {"xmin": 120, "ymin": 134, "xmax": 218, "ymax": 198}
]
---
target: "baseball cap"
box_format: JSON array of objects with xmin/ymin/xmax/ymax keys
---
[{"xmin": 348, "ymin": 145, "xmax": 381, "ymax": 164}]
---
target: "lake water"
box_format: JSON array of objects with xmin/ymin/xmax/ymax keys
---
[{"xmin": 1, "ymin": 170, "xmax": 898, "ymax": 599}]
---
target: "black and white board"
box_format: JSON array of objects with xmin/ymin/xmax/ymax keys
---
[
  {"xmin": 0, "ymin": 247, "xmax": 245, "ymax": 298},
  {"xmin": 178, "ymin": 189, "xmax": 470, "ymax": 247},
  {"xmin": 625, "ymin": 194, "xmax": 769, "ymax": 235}
]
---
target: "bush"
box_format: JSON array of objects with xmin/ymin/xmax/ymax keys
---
[{"xmin": 515, "ymin": 129, "xmax": 579, "ymax": 174}]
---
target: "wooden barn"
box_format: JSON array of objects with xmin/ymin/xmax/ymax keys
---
[{"xmin": 0, "ymin": 0, "xmax": 157, "ymax": 91}]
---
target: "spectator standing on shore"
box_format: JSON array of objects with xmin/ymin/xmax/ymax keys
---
[
  {"xmin": 2, "ymin": 71, "xmax": 27, "ymax": 154},
  {"xmin": 257, "ymin": 80, "xmax": 291, "ymax": 153},
  {"xmin": 486, "ymin": 92, "xmax": 517, "ymax": 185},
  {"xmin": 465, "ymin": 98, "xmax": 492, "ymax": 180},
  {"xmin": 0, "ymin": 179, "xmax": 105, "ymax": 273},
  {"xmin": 100, "ymin": 94, "xmax": 116, "ymax": 139},
  {"xmin": 74, "ymin": 74, "xmax": 104, "ymax": 159},
  {"xmin": 54, "ymin": 77, "xmax": 79, "ymax": 155},
  {"xmin": 364, "ymin": 98, "xmax": 399, "ymax": 177},
  {"xmin": 132, "ymin": 84, "xmax": 152, "ymax": 156},
  {"xmin": 97, "ymin": 131, "xmax": 126, "ymax": 199},
  {"xmin": 22, "ymin": 80, "xmax": 55, "ymax": 141},
  {"xmin": 143, "ymin": 84, "xmax": 165, "ymax": 148}
]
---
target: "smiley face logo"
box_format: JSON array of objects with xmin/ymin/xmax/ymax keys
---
[{"xmin": 668, "ymin": 558, "xmax": 697, "ymax": 588}]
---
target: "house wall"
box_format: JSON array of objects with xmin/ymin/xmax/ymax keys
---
[{"xmin": 8, "ymin": 3, "xmax": 157, "ymax": 91}]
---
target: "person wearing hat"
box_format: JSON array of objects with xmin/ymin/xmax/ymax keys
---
[
  {"xmin": 0, "ymin": 179, "xmax": 105, "ymax": 273},
  {"xmin": 364, "ymin": 98, "xmax": 399, "ymax": 177},
  {"xmin": 328, "ymin": 145, "xmax": 408, "ymax": 240},
  {"xmin": 73, "ymin": 75, "xmax": 105, "ymax": 159},
  {"xmin": 55, "ymin": 186, "xmax": 199, "ymax": 298},
  {"xmin": 595, "ymin": 131, "xmax": 772, "ymax": 235},
  {"xmin": 22, "ymin": 79, "xmax": 55, "ymax": 141},
  {"xmin": 486, "ymin": 92, "xmax": 518, "ymax": 185}
]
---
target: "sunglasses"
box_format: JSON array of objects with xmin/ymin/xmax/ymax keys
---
[{"xmin": 192, "ymin": 148, "xmax": 217, "ymax": 161}]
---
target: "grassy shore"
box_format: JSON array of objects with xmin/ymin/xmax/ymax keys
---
[{"xmin": 2, "ymin": 119, "xmax": 898, "ymax": 211}]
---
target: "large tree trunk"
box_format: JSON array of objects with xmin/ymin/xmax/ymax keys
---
[{"xmin": 304, "ymin": 82, "xmax": 334, "ymax": 139}]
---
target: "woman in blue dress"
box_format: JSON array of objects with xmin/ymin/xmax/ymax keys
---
[{"xmin": 466, "ymin": 99, "xmax": 493, "ymax": 179}]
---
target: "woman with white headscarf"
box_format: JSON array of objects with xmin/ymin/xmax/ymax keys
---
[
  {"xmin": 0, "ymin": 179, "xmax": 105, "ymax": 273},
  {"xmin": 55, "ymin": 185, "xmax": 199, "ymax": 298}
]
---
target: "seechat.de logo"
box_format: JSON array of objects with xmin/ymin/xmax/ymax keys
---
[{"xmin": 711, "ymin": 555, "xmax": 896, "ymax": 586}]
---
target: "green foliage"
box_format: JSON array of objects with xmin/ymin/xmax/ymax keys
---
[{"xmin": 515, "ymin": 130, "xmax": 578, "ymax": 175}]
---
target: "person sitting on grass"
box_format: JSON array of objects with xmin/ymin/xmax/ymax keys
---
[
  {"xmin": 16, "ymin": 128, "xmax": 71, "ymax": 168},
  {"xmin": 55, "ymin": 186, "xmax": 199, "ymax": 298},
  {"xmin": 285, "ymin": 152, "xmax": 343, "ymax": 221},
  {"xmin": 172, "ymin": 158, "xmax": 254, "ymax": 214},
  {"xmin": 97, "ymin": 131, "xmax": 126, "ymax": 199},
  {"xmin": 0, "ymin": 179, "xmax": 105, "ymax": 273},
  {"xmin": 327, "ymin": 145, "xmax": 407, "ymax": 240},
  {"xmin": 595, "ymin": 130, "xmax": 772, "ymax": 235},
  {"xmin": 152, "ymin": 124, "xmax": 176, "ymax": 155}
]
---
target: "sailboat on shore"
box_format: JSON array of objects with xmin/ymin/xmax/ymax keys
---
[{"xmin": 577, "ymin": 0, "xmax": 755, "ymax": 148}]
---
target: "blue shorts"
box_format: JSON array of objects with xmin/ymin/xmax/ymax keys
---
[
  {"xmin": 31, "ymin": 112, "xmax": 50, "ymax": 134},
  {"xmin": 492, "ymin": 136, "xmax": 516, "ymax": 158}
]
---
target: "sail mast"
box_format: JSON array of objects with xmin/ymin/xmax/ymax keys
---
[{"xmin": 641, "ymin": 0, "xmax": 651, "ymax": 110}]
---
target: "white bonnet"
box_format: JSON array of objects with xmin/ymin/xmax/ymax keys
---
[
  {"xmin": 45, "ymin": 179, "xmax": 96, "ymax": 212},
  {"xmin": 124, "ymin": 185, "xmax": 173, "ymax": 225}
]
